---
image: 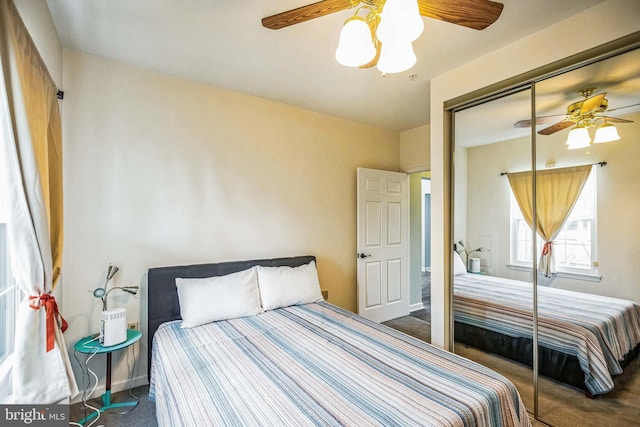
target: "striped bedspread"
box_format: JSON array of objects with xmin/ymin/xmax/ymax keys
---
[
  {"xmin": 454, "ymin": 273, "xmax": 640, "ymax": 395},
  {"xmin": 150, "ymin": 302, "xmax": 530, "ymax": 427}
]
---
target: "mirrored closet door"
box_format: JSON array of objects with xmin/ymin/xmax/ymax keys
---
[
  {"xmin": 533, "ymin": 46, "xmax": 640, "ymax": 427},
  {"xmin": 452, "ymin": 87, "xmax": 536, "ymax": 412},
  {"xmin": 451, "ymin": 44, "xmax": 640, "ymax": 426}
]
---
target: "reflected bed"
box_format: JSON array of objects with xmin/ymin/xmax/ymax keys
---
[
  {"xmin": 148, "ymin": 256, "xmax": 531, "ymax": 427},
  {"xmin": 454, "ymin": 273, "xmax": 640, "ymax": 396}
]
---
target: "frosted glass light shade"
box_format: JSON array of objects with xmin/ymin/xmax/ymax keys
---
[
  {"xmin": 565, "ymin": 127, "xmax": 591, "ymax": 149},
  {"xmin": 376, "ymin": 39, "xmax": 416, "ymax": 73},
  {"xmin": 335, "ymin": 17, "xmax": 376, "ymax": 67},
  {"xmin": 377, "ymin": 0, "xmax": 423, "ymax": 43},
  {"xmin": 376, "ymin": 12, "xmax": 398, "ymax": 44},
  {"xmin": 593, "ymin": 124, "xmax": 620, "ymax": 143}
]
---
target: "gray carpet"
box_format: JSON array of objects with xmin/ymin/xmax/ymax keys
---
[{"xmin": 382, "ymin": 316, "xmax": 432, "ymax": 343}]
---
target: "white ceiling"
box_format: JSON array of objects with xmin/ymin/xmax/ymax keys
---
[{"xmin": 47, "ymin": 0, "xmax": 607, "ymax": 132}]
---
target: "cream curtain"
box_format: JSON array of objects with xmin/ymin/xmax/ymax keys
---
[
  {"xmin": 0, "ymin": 0, "xmax": 77, "ymax": 403},
  {"xmin": 508, "ymin": 165, "xmax": 592, "ymax": 277}
]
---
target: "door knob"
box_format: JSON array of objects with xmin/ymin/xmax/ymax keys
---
[{"xmin": 357, "ymin": 253, "xmax": 371, "ymax": 259}]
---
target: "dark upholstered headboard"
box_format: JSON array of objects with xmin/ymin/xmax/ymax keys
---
[{"xmin": 147, "ymin": 255, "xmax": 316, "ymax": 377}]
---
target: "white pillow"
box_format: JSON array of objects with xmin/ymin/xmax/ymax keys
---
[
  {"xmin": 257, "ymin": 261, "xmax": 323, "ymax": 311},
  {"xmin": 453, "ymin": 251, "xmax": 468, "ymax": 275},
  {"xmin": 176, "ymin": 267, "xmax": 263, "ymax": 328}
]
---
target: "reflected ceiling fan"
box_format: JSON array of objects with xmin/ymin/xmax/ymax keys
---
[
  {"xmin": 514, "ymin": 88, "xmax": 637, "ymax": 135},
  {"xmin": 513, "ymin": 88, "xmax": 639, "ymax": 149},
  {"xmin": 262, "ymin": 0, "xmax": 504, "ymax": 72}
]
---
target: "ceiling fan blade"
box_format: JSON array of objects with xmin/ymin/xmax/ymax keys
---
[
  {"xmin": 580, "ymin": 92, "xmax": 607, "ymax": 114},
  {"xmin": 597, "ymin": 116, "xmax": 634, "ymax": 124},
  {"xmin": 538, "ymin": 120, "xmax": 575, "ymax": 136},
  {"xmin": 606, "ymin": 102, "xmax": 640, "ymax": 112},
  {"xmin": 263, "ymin": 0, "xmax": 504, "ymax": 31},
  {"xmin": 418, "ymin": 0, "xmax": 504, "ymax": 30},
  {"xmin": 262, "ymin": 0, "xmax": 353, "ymax": 30},
  {"xmin": 513, "ymin": 114, "xmax": 567, "ymax": 128}
]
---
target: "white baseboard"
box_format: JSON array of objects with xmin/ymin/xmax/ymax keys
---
[
  {"xmin": 409, "ymin": 302, "xmax": 424, "ymax": 312},
  {"xmin": 71, "ymin": 374, "xmax": 148, "ymax": 404}
]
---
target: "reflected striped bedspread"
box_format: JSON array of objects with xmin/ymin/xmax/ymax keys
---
[
  {"xmin": 150, "ymin": 302, "xmax": 530, "ymax": 427},
  {"xmin": 454, "ymin": 274, "xmax": 640, "ymax": 395}
]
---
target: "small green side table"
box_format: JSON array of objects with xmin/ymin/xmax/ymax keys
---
[{"xmin": 74, "ymin": 328, "xmax": 142, "ymax": 425}]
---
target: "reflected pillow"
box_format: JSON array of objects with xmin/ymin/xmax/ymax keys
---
[
  {"xmin": 176, "ymin": 267, "xmax": 263, "ymax": 328},
  {"xmin": 453, "ymin": 251, "xmax": 467, "ymax": 275},
  {"xmin": 257, "ymin": 261, "xmax": 323, "ymax": 311}
]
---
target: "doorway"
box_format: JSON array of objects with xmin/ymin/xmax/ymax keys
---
[
  {"xmin": 410, "ymin": 172, "xmax": 431, "ymax": 324},
  {"xmin": 382, "ymin": 171, "xmax": 432, "ymax": 342}
]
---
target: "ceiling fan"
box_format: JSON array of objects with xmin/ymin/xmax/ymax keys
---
[
  {"xmin": 513, "ymin": 88, "xmax": 637, "ymax": 135},
  {"xmin": 262, "ymin": 0, "xmax": 504, "ymax": 71}
]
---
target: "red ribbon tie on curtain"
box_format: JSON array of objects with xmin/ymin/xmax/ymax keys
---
[
  {"xmin": 29, "ymin": 294, "xmax": 69, "ymax": 352},
  {"xmin": 542, "ymin": 241, "xmax": 553, "ymax": 256}
]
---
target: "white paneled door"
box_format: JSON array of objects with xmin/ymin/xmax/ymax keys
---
[{"xmin": 357, "ymin": 168, "xmax": 409, "ymax": 322}]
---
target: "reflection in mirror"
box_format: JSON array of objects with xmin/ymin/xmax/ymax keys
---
[
  {"xmin": 452, "ymin": 87, "xmax": 536, "ymax": 411},
  {"xmin": 452, "ymin": 46, "xmax": 640, "ymax": 426},
  {"xmin": 532, "ymin": 47, "xmax": 640, "ymax": 426}
]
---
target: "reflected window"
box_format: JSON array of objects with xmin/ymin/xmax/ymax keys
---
[{"xmin": 510, "ymin": 168, "xmax": 597, "ymax": 274}]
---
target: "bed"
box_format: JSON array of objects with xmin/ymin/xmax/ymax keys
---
[
  {"xmin": 148, "ymin": 255, "xmax": 531, "ymax": 427},
  {"xmin": 453, "ymin": 272, "xmax": 640, "ymax": 397}
]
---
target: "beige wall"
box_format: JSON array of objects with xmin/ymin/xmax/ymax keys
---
[
  {"xmin": 462, "ymin": 111, "xmax": 640, "ymax": 303},
  {"xmin": 400, "ymin": 124, "xmax": 430, "ymax": 173},
  {"xmin": 61, "ymin": 49, "xmax": 400, "ymax": 397},
  {"xmin": 429, "ymin": 0, "xmax": 640, "ymax": 348}
]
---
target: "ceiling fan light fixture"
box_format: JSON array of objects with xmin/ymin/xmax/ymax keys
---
[
  {"xmin": 565, "ymin": 127, "xmax": 591, "ymax": 150},
  {"xmin": 265, "ymin": 0, "xmax": 504, "ymax": 74},
  {"xmin": 593, "ymin": 123, "xmax": 620, "ymax": 144},
  {"xmin": 375, "ymin": 11, "xmax": 398, "ymax": 44},
  {"xmin": 335, "ymin": 16, "xmax": 376, "ymax": 67},
  {"xmin": 378, "ymin": 0, "xmax": 424, "ymax": 42},
  {"xmin": 376, "ymin": 38, "xmax": 417, "ymax": 74}
]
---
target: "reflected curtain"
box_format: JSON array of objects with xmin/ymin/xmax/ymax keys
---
[
  {"xmin": 0, "ymin": 0, "xmax": 78, "ymax": 403},
  {"xmin": 508, "ymin": 165, "xmax": 592, "ymax": 277}
]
